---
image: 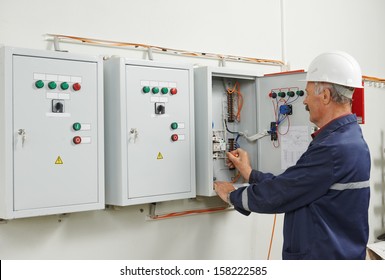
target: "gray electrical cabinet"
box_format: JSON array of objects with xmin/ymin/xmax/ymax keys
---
[
  {"xmin": 194, "ymin": 67, "xmax": 312, "ymax": 196},
  {"xmin": 104, "ymin": 57, "xmax": 195, "ymax": 206},
  {"xmin": 0, "ymin": 46, "xmax": 104, "ymax": 219}
]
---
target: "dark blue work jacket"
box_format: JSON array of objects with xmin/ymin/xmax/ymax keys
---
[{"xmin": 230, "ymin": 114, "xmax": 370, "ymax": 259}]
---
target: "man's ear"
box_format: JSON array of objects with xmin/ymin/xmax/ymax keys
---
[{"xmin": 322, "ymin": 87, "xmax": 332, "ymax": 105}]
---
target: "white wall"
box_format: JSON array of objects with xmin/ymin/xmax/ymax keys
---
[{"xmin": 0, "ymin": 0, "xmax": 384, "ymax": 259}]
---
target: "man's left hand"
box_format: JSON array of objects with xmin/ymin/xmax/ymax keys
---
[{"xmin": 214, "ymin": 181, "xmax": 236, "ymax": 204}]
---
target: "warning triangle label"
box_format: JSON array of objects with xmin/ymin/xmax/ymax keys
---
[
  {"xmin": 55, "ymin": 156, "xmax": 63, "ymax": 164},
  {"xmin": 157, "ymin": 152, "xmax": 163, "ymax": 160}
]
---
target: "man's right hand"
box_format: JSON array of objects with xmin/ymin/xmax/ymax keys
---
[{"xmin": 227, "ymin": 148, "xmax": 252, "ymax": 181}]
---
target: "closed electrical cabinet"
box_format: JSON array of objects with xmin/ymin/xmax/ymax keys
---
[
  {"xmin": 0, "ymin": 46, "xmax": 104, "ymax": 219},
  {"xmin": 104, "ymin": 57, "xmax": 195, "ymax": 206}
]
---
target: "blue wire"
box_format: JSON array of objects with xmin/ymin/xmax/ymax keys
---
[
  {"xmin": 235, "ymin": 134, "xmax": 241, "ymax": 148},
  {"xmin": 286, "ymin": 95, "xmax": 299, "ymax": 104}
]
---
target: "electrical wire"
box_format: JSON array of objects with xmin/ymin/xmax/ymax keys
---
[
  {"xmin": 224, "ymin": 119, "xmax": 238, "ymax": 134},
  {"xmin": 270, "ymin": 90, "xmax": 296, "ymax": 147},
  {"xmin": 235, "ymin": 134, "xmax": 241, "ymax": 148},
  {"xmin": 272, "ymin": 136, "xmax": 280, "ymax": 148},
  {"xmin": 47, "ymin": 34, "xmax": 286, "ymax": 67},
  {"xmin": 278, "ymin": 116, "xmax": 290, "ymax": 136},
  {"xmin": 286, "ymin": 95, "xmax": 299, "ymax": 104},
  {"xmin": 270, "ymin": 98, "xmax": 280, "ymax": 148},
  {"xmin": 233, "ymin": 82, "xmax": 244, "ymax": 122},
  {"xmin": 225, "ymin": 81, "xmax": 244, "ymax": 123},
  {"xmin": 223, "ymin": 81, "xmax": 243, "ymax": 148},
  {"xmin": 47, "ymin": 34, "xmax": 385, "ymax": 87},
  {"xmin": 267, "ymin": 214, "xmax": 277, "ymax": 260},
  {"xmin": 362, "ymin": 75, "xmax": 385, "ymax": 83},
  {"xmin": 149, "ymin": 206, "xmax": 229, "ymax": 220}
]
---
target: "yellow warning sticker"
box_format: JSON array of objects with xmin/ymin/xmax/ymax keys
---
[
  {"xmin": 157, "ymin": 152, "xmax": 164, "ymax": 160},
  {"xmin": 55, "ymin": 156, "xmax": 63, "ymax": 164}
]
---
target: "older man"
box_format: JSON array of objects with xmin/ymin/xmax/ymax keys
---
[{"xmin": 214, "ymin": 51, "xmax": 371, "ymax": 260}]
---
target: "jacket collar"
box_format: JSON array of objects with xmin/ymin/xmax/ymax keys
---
[{"xmin": 311, "ymin": 114, "xmax": 357, "ymax": 140}]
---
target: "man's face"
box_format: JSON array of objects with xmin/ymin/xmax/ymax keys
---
[{"xmin": 303, "ymin": 82, "xmax": 323, "ymax": 125}]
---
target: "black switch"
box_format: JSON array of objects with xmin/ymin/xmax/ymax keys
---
[
  {"xmin": 52, "ymin": 100, "xmax": 64, "ymax": 113},
  {"xmin": 155, "ymin": 103, "xmax": 165, "ymax": 115}
]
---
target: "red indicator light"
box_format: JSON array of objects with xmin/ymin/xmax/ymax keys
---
[
  {"xmin": 171, "ymin": 134, "xmax": 179, "ymax": 142},
  {"xmin": 73, "ymin": 136, "xmax": 82, "ymax": 145},
  {"xmin": 170, "ymin": 88, "xmax": 177, "ymax": 95},
  {"xmin": 73, "ymin": 83, "xmax": 81, "ymax": 91}
]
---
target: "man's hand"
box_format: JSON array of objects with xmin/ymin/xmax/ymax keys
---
[
  {"xmin": 214, "ymin": 181, "xmax": 236, "ymax": 204},
  {"xmin": 227, "ymin": 148, "xmax": 252, "ymax": 181}
]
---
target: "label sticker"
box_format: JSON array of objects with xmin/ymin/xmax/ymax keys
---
[
  {"xmin": 157, "ymin": 152, "xmax": 164, "ymax": 160},
  {"xmin": 55, "ymin": 156, "xmax": 63, "ymax": 164}
]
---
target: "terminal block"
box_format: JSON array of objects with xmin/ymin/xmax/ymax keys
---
[{"xmin": 270, "ymin": 122, "xmax": 278, "ymax": 141}]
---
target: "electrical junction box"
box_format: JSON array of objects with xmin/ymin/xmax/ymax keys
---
[
  {"xmin": 0, "ymin": 46, "xmax": 104, "ymax": 219},
  {"xmin": 194, "ymin": 67, "xmax": 312, "ymax": 196},
  {"xmin": 104, "ymin": 57, "xmax": 195, "ymax": 206}
]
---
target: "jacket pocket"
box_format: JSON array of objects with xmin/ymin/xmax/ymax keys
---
[{"xmin": 282, "ymin": 249, "xmax": 309, "ymax": 260}]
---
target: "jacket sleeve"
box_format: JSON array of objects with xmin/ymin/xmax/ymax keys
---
[
  {"xmin": 230, "ymin": 143, "xmax": 335, "ymax": 214},
  {"xmin": 249, "ymin": 169, "xmax": 275, "ymax": 184}
]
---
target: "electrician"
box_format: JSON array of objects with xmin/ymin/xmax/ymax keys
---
[{"xmin": 214, "ymin": 51, "xmax": 370, "ymax": 260}]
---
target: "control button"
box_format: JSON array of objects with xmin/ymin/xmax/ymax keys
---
[
  {"xmin": 60, "ymin": 82, "xmax": 69, "ymax": 90},
  {"xmin": 171, "ymin": 134, "xmax": 179, "ymax": 142},
  {"xmin": 35, "ymin": 80, "xmax": 44, "ymax": 89},
  {"xmin": 170, "ymin": 88, "xmax": 178, "ymax": 95},
  {"xmin": 73, "ymin": 136, "xmax": 82, "ymax": 145},
  {"xmin": 73, "ymin": 122, "xmax": 81, "ymax": 131},
  {"xmin": 287, "ymin": 91, "xmax": 295, "ymax": 97},
  {"xmin": 143, "ymin": 86, "xmax": 150, "ymax": 93},
  {"xmin": 52, "ymin": 100, "xmax": 64, "ymax": 113},
  {"xmin": 161, "ymin": 87, "xmax": 169, "ymax": 94},
  {"xmin": 48, "ymin": 81, "xmax": 57, "ymax": 90},
  {"xmin": 73, "ymin": 83, "xmax": 81, "ymax": 91},
  {"xmin": 152, "ymin": 87, "xmax": 159, "ymax": 94},
  {"xmin": 171, "ymin": 122, "xmax": 178, "ymax": 130},
  {"xmin": 155, "ymin": 103, "xmax": 165, "ymax": 115},
  {"xmin": 278, "ymin": 91, "xmax": 286, "ymax": 98},
  {"xmin": 296, "ymin": 90, "xmax": 304, "ymax": 96},
  {"xmin": 269, "ymin": 92, "xmax": 277, "ymax": 99}
]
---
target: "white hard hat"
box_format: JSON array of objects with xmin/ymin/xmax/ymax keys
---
[{"xmin": 306, "ymin": 51, "xmax": 363, "ymax": 89}]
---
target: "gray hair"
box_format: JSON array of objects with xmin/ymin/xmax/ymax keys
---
[{"xmin": 314, "ymin": 82, "xmax": 354, "ymax": 104}]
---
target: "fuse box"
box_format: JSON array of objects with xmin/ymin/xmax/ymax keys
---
[
  {"xmin": 194, "ymin": 67, "xmax": 312, "ymax": 196},
  {"xmin": 104, "ymin": 57, "xmax": 195, "ymax": 206},
  {"xmin": 0, "ymin": 46, "xmax": 104, "ymax": 219}
]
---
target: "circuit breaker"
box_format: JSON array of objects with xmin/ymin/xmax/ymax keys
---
[
  {"xmin": 104, "ymin": 57, "xmax": 195, "ymax": 206},
  {"xmin": 194, "ymin": 67, "xmax": 312, "ymax": 196},
  {"xmin": 0, "ymin": 46, "xmax": 104, "ymax": 219}
]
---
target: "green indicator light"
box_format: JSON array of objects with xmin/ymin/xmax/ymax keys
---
[
  {"xmin": 61, "ymin": 82, "xmax": 69, "ymax": 90},
  {"xmin": 35, "ymin": 80, "xmax": 44, "ymax": 89},
  {"xmin": 287, "ymin": 91, "xmax": 295, "ymax": 97},
  {"xmin": 152, "ymin": 87, "xmax": 159, "ymax": 94},
  {"xmin": 48, "ymin": 81, "xmax": 57, "ymax": 90},
  {"xmin": 143, "ymin": 86, "xmax": 150, "ymax": 93},
  {"xmin": 73, "ymin": 122, "xmax": 81, "ymax": 131},
  {"xmin": 161, "ymin": 87, "xmax": 169, "ymax": 94},
  {"xmin": 171, "ymin": 122, "xmax": 178, "ymax": 129}
]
